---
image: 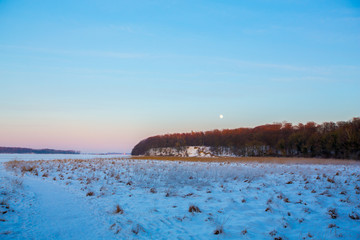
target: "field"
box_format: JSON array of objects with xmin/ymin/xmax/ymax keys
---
[
  {"xmin": 131, "ymin": 156, "xmax": 360, "ymax": 165},
  {"xmin": 1, "ymin": 155, "xmax": 360, "ymax": 239}
]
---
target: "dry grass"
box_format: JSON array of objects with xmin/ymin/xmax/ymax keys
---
[
  {"xmin": 269, "ymin": 230, "xmax": 277, "ymax": 237},
  {"xmin": 3, "ymin": 156, "xmax": 360, "ymax": 238},
  {"xmin": 0, "ymin": 199, "xmax": 9, "ymax": 209},
  {"xmin": 328, "ymin": 208, "xmax": 338, "ymax": 219},
  {"xmin": 132, "ymin": 224, "xmax": 145, "ymax": 235},
  {"xmin": 188, "ymin": 205, "xmax": 201, "ymax": 213},
  {"xmin": 130, "ymin": 156, "xmax": 360, "ymax": 165},
  {"xmin": 349, "ymin": 211, "xmax": 359, "ymax": 220},
  {"xmin": 86, "ymin": 191, "xmax": 94, "ymax": 197},
  {"xmin": 213, "ymin": 226, "xmax": 223, "ymax": 235},
  {"xmin": 114, "ymin": 204, "xmax": 124, "ymax": 214}
]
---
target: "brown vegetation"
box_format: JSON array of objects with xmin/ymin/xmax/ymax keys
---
[
  {"xmin": 130, "ymin": 156, "xmax": 359, "ymax": 165},
  {"xmin": 114, "ymin": 205, "xmax": 124, "ymax": 214},
  {"xmin": 86, "ymin": 191, "xmax": 94, "ymax": 197},
  {"xmin": 188, "ymin": 205, "xmax": 201, "ymax": 213},
  {"xmin": 328, "ymin": 208, "xmax": 338, "ymax": 219},
  {"xmin": 131, "ymin": 117, "xmax": 360, "ymax": 159},
  {"xmin": 213, "ymin": 227, "xmax": 223, "ymax": 235}
]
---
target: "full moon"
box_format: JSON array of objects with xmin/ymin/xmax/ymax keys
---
[{"xmin": 219, "ymin": 114, "xmax": 223, "ymax": 119}]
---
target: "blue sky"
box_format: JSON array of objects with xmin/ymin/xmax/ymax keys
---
[{"xmin": 0, "ymin": 0, "xmax": 359, "ymax": 152}]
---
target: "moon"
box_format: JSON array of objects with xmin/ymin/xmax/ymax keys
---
[{"xmin": 219, "ymin": 114, "xmax": 223, "ymax": 119}]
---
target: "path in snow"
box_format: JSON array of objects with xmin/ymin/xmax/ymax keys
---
[{"xmin": 2, "ymin": 171, "xmax": 114, "ymax": 240}]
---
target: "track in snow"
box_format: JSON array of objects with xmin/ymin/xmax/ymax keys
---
[{"xmin": 1, "ymin": 172, "xmax": 113, "ymax": 240}]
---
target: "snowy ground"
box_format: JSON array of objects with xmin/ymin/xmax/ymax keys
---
[{"xmin": 1, "ymin": 155, "xmax": 360, "ymax": 239}]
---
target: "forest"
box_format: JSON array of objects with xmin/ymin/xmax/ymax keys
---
[
  {"xmin": 131, "ymin": 118, "xmax": 360, "ymax": 159},
  {"xmin": 0, "ymin": 147, "xmax": 80, "ymax": 154}
]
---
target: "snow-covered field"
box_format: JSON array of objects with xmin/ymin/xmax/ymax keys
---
[{"xmin": 1, "ymin": 155, "xmax": 360, "ymax": 239}]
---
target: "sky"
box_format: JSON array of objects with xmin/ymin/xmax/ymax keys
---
[{"xmin": 0, "ymin": 0, "xmax": 359, "ymax": 153}]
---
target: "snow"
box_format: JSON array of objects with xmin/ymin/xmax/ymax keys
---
[
  {"xmin": 147, "ymin": 146, "xmax": 234, "ymax": 157},
  {"xmin": 0, "ymin": 153, "xmax": 127, "ymax": 163},
  {"xmin": 187, "ymin": 146, "xmax": 213, "ymax": 157},
  {"xmin": 146, "ymin": 146, "xmax": 275, "ymax": 157},
  {"xmin": 1, "ymin": 175, "xmax": 114, "ymax": 239},
  {"xmin": 1, "ymin": 154, "xmax": 360, "ymax": 239}
]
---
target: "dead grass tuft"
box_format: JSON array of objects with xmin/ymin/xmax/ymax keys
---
[
  {"xmin": 132, "ymin": 224, "xmax": 145, "ymax": 235},
  {"xmin": 86, "ymin": 191, "xmax": 94, "ymax": 197},
  {"xmin": 269, "ymin": 230, "xmax": 277, "ymax": 237},
  {"xmin": 114, "ymin": 204, "xmax": 124, "ymax": 214},
  {"xmin": 328, "ymin": 208, "xmax": 338, "ymax": 219},
  {"xmin": 0, "ymin": 199, "xmax": 9, "ymax": 209},
  {"xmin": 213, "ymin": 226, "xmax": 223, "ymax": 235},
  {"xmin": 188, "ymin": 205, "xmax": 201, "ymax": 213},
  {"xmin": 328, "ymin": 223, "xmax": 338, "ymax": 228},
  {"xmin": 21, "ymin": 166, "xmax": 34, "ymax": 173},
  {"xmin": 349, "ymin": 211, "xmax": 359, "ymax": 220},
  {"xmin": 327, "ymin": 177, "xmax": 335, "ymax": 183}
]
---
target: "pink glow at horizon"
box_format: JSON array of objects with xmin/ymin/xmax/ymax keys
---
[
  {"xmin": 0, "ymin": 123, "xmax": 140, "ymax": 153},
  {"xmin": 1, "ymin": 0, "xmax": 359, "ymax": 153}
]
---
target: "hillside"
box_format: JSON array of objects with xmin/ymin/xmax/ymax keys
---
[
  {"xmin": 0, "ymin": 147, "xmax": 80, "ymax": 154},
  {"xmin": 131, "ymin": 118, "xmax": 360, "ymax": 159}
]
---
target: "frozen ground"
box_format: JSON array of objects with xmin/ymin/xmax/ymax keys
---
[{"xmin": 1, "ymin": 155, "xmax": 360, "ymax": 239}]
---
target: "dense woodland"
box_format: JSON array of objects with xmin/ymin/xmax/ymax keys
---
[
  {"xmin": 0, "ymin": 147, "xmax": 79, "ymax": 154},
  {"xmin": 132, "ymin": 118, "xmax": 360, "ymax": 159}
]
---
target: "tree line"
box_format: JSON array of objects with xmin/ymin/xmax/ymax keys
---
[
  {"xmin": 0, "ymin": 147, "xmax": 80, "ymax": 154},
  {"xmin": 131, "ymin": 117, "xmax": 360, "ymax": 159}
]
